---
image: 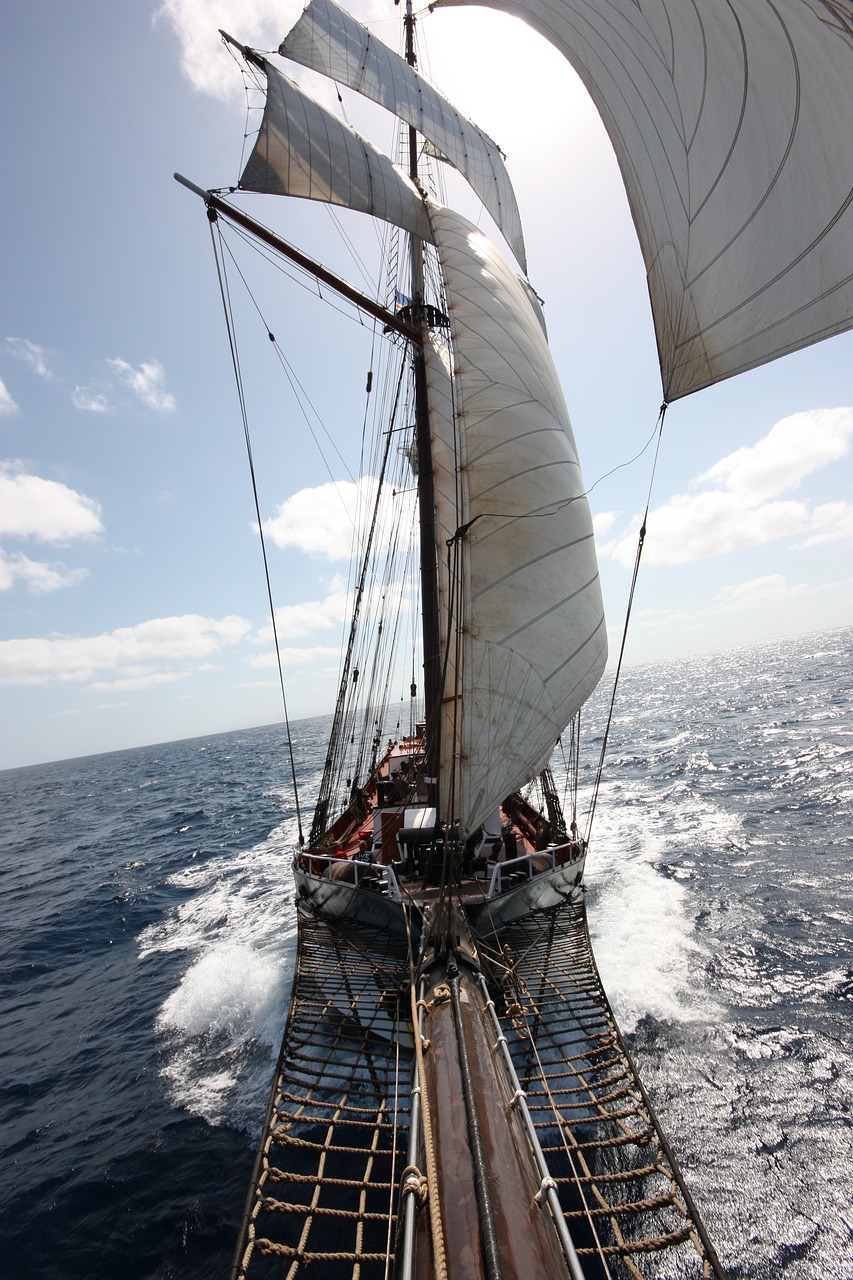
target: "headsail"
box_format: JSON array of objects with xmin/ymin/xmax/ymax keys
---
[
  {"xmin": 240, "ymin": 59, "xmax": 435, "ymax": 244},
  {"xmin": 423, "ymin": 203, "xmax": 607, "ymax": 836},
  {"xmin": 279, "ymin": 0, "xmax": 527, "ymax": 271},
  {"xmin": 439, "ymin": 0, "xmax": 853, "ymax": 401}
]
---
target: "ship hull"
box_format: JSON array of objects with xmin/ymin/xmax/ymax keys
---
[
  {"xmin": 293, "ymin": 849, "xmax": 586, "ymax": 940},
  {"xmin": 469, "ymin": 854, "xmax": 585, "ymax": 936},
  {"xmin": 293, "ymin": 859, "xmax": 410, "ymax": 933}
]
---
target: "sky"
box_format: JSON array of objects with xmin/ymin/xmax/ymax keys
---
[{"xmin": 1, "ymin": 0, "xmax": 851, "ymax": 771}]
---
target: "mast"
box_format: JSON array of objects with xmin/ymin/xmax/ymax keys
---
[{"xmin": 405, "ymin": 0, "xmax": 442, "ymax": 816}]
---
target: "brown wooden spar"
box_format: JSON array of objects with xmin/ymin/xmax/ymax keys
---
[
  {"xmin": 173, "ymin": 174, "xmax": 421, "ymax": 345},
  {"xmin": 410, "ymin": 905, "xmax": 575, "ymax": 1279}
]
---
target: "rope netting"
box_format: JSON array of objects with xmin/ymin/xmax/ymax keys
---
[
  {"xmin": 493, "ymin": 899, "xmax": 723, "ymax": 1280},
  {"xmin": 231, "ymin": 908, "xmax": 415, "ymax": 1280},
  {"xmin": 233, "ymin": 897, "xmax": 722, "ymax": 1280}
]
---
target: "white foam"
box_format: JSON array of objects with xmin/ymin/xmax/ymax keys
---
[
  {"xmin": 583, "ymin": 781, "xmax": 727, "ymax": 1031},
  {"xmin": 157, "ymin": 942, "xmax": 284, "ymax": 1046},
  {"xmin": 139, "ymin": 821, "xmax": 299, "ymax": 1131}
]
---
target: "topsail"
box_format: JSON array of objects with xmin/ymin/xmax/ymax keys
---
[
  {"xmin": 440, "ymin": 0, "xmax": 853, "ymax": 401},
  {"xmin": 240, "ymin": 59, "xmax": 435, "ymax": 245},
  {"xmin": 279, "ymin": 0, "xmax": 527, "ymax": 271}
]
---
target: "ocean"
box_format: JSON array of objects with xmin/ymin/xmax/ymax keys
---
[{"xmin": 1, "ymin": 626, "xmax": 851, "ymax": 1279}]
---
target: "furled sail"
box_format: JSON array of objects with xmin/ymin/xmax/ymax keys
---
[
  {"xmin": 439, "ymin": 0, "xmax": 853, "ymax": 402},
  {"xmin": 421, "ymin": 329, "xmax": 462, "ymax": 824},
  {"xmin": 240, "ymin": 60, "xmax": 435, "ymax": 244},
  {"xmin": 279, "ymin": 0, "xmax": 527, "ymax": 271},
  {"xmin": 423, "ymin": 203, "xmax": 607, "ymax": 836}
]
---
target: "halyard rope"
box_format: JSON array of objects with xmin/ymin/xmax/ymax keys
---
[{"xmin": 409, "ymin": 975, "xmax": 449, "ymax": 1280}]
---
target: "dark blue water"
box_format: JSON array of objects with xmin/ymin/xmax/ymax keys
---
[{"xmin": 1, "ymin": 627, "xmax": 851, "ymax": 1278}]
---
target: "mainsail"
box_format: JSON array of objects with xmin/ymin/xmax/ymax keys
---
[
  {"xmin": 424, "ymin": 203, "xmax": 606, "ymax": 835},
  {"xmin": 279, "ymin": 0, "xmax": 527, "ymax": 271},
  {"xmin": 439, "ymin": 0, "xmax": 853, "ymax": 401}
]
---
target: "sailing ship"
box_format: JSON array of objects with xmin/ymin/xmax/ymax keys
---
[{"xmin": 177, "ymin": 2, "xmax": 852, "ymax": 1276}]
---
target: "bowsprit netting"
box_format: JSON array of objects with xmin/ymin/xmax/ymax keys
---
[
  {"xmin": 233, "ymin": 895, "xmax": 722, "ymax": 1280},
  {"xmin": 494, "ymin": 898, "xmax": 722, "ymax": 1279},
  {"xmin": 232, "ymin": 907, "xmax": 415, "ymax": 1280}
]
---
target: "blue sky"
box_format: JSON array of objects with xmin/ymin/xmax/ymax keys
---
[{"xmin": 1, "ymin": 0, "xmax": 851, "ymax": 770}]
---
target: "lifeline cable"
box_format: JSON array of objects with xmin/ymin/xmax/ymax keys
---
[{"xmin": 208, "ymin": 207, "xmax": 305, "ymax": 845}]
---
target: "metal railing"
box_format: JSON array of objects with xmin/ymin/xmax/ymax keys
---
[
  {"xmin": 485, "ymin": 841, "xmax": 583, "ymax": 897},
  {"xmin": 293, "ymin": 850, "xmax": 403, "ymax": 901}
]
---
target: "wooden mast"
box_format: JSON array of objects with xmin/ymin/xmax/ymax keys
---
[{"xmin": 404, "ymin": 0, "xmax": 443, "ymax": 820}]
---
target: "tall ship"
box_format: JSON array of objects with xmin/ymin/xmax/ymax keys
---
[{"xmin": 177, "ymin": 2, "xmax": 853, "ymax": 1276}]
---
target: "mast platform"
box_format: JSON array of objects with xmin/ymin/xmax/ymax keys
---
[{"xmin": 231, "ymin": 897, "xmax": 723, "ymax": 1280}]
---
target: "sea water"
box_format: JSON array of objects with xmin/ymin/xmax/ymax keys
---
[{"xmin": 1, "ymin": 626, "xmax": 851, "ymax": 1278}]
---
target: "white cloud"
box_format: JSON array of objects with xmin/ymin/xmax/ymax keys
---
[
  {"xmin": 0, "ymin": 549, "xmax": 89, "ymax": 594},
  {"xmin": 699, "ymin": 409, "xmax": 853, "ymax": 499},
  {"xmin": 255, "ymin": 577, "xmax": 353, "ymax": 641},
  {"xmin": 592, "ymin": 510, "xmax": 618, "ymax": 537},
  {"xmin": 795, "ymin": 501, "xmax": 853, "ymax": 548},
  {"xmin": 605, "ymin": 490, "xmax": 811, "ymax": 566},
  {"xmin": 249, "ymin": 645, "xmax": 341, "ymax": 669},
  {"xmin": 108, "ymin": 357, "xmax": 176, "ymax": 412},
  {"xmin": 72, "ymin": 385, "xmax": 111, "ymax": 413},
  {"xmin": 6, "ymin": 337, "xmax": 52, "ymax": 379},
  {"xmin": 263, "ymin": 476, "xmax": 416, "ymax": 561},
  {"xmin": 0, "ymin": 377, "xmax": 18, "ymax": 415},
  {"xmin": 713, "ymin": 574, "xmax": 798, "ymax": 609},
  {"xmin": 263, "ymin": 478, "xmax": 376, "ymax": 559},
  {"xmin": 156, "ymin": 0, "xmax": 392, "ymax": 115},
  {"xmin": 0, "ymin": 463, "xmax": 103, "ymax": 543},
  {"xmin": 89, "ymin": 670, "xmax": 191, "ymax": 692},
  {"xmin": 631, "ymin": 573, "xmax": 815, "ymax": 635},
  {"xmin": 0, "ymin": 613, "xmax": 251, "ymax": 687},
  {"xmin": 601, "ymin": 407, "xmax": 853, "ymax": 567},
  {"xmin": 155, "ymin": 0, "xmax": 306, "ymax": 100}
]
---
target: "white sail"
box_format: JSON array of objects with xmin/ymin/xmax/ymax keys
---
[
  {"xmin": 240, "ymin": 61, "xmax": 435, "ymax": 244},
  {"xmin": 279, "ymin": 0, "xmax": 527, "ymax": 271},
  {"xmin": 423, "ymin": 203, "xmax": 607, "ymax": 836},
  {"xmin": 440, "ymin": 0, "xmax": 853, "ymax": 401}
]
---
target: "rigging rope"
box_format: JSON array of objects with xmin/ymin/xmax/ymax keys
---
[
  {"xmin": 585, "ymin": 403, "xmax": 668, "ymax": 843},
  {"xmin": 445, "ymin": 408, "xmax": 667, "ymax": 543},
  {"xmin": 208, "ymin": 208, "xmax": 305, "ymax": 845},
  {"xmin": 206, "ymin": 212, "xmax": 418, "ymax": 850},
  {"xmin": 403, "ymin": 910, "xmax": 449, "ymax": 1280},
  {"xmin": 214, "ymin": 227, "xmax": 357, "ymax": 484}
]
